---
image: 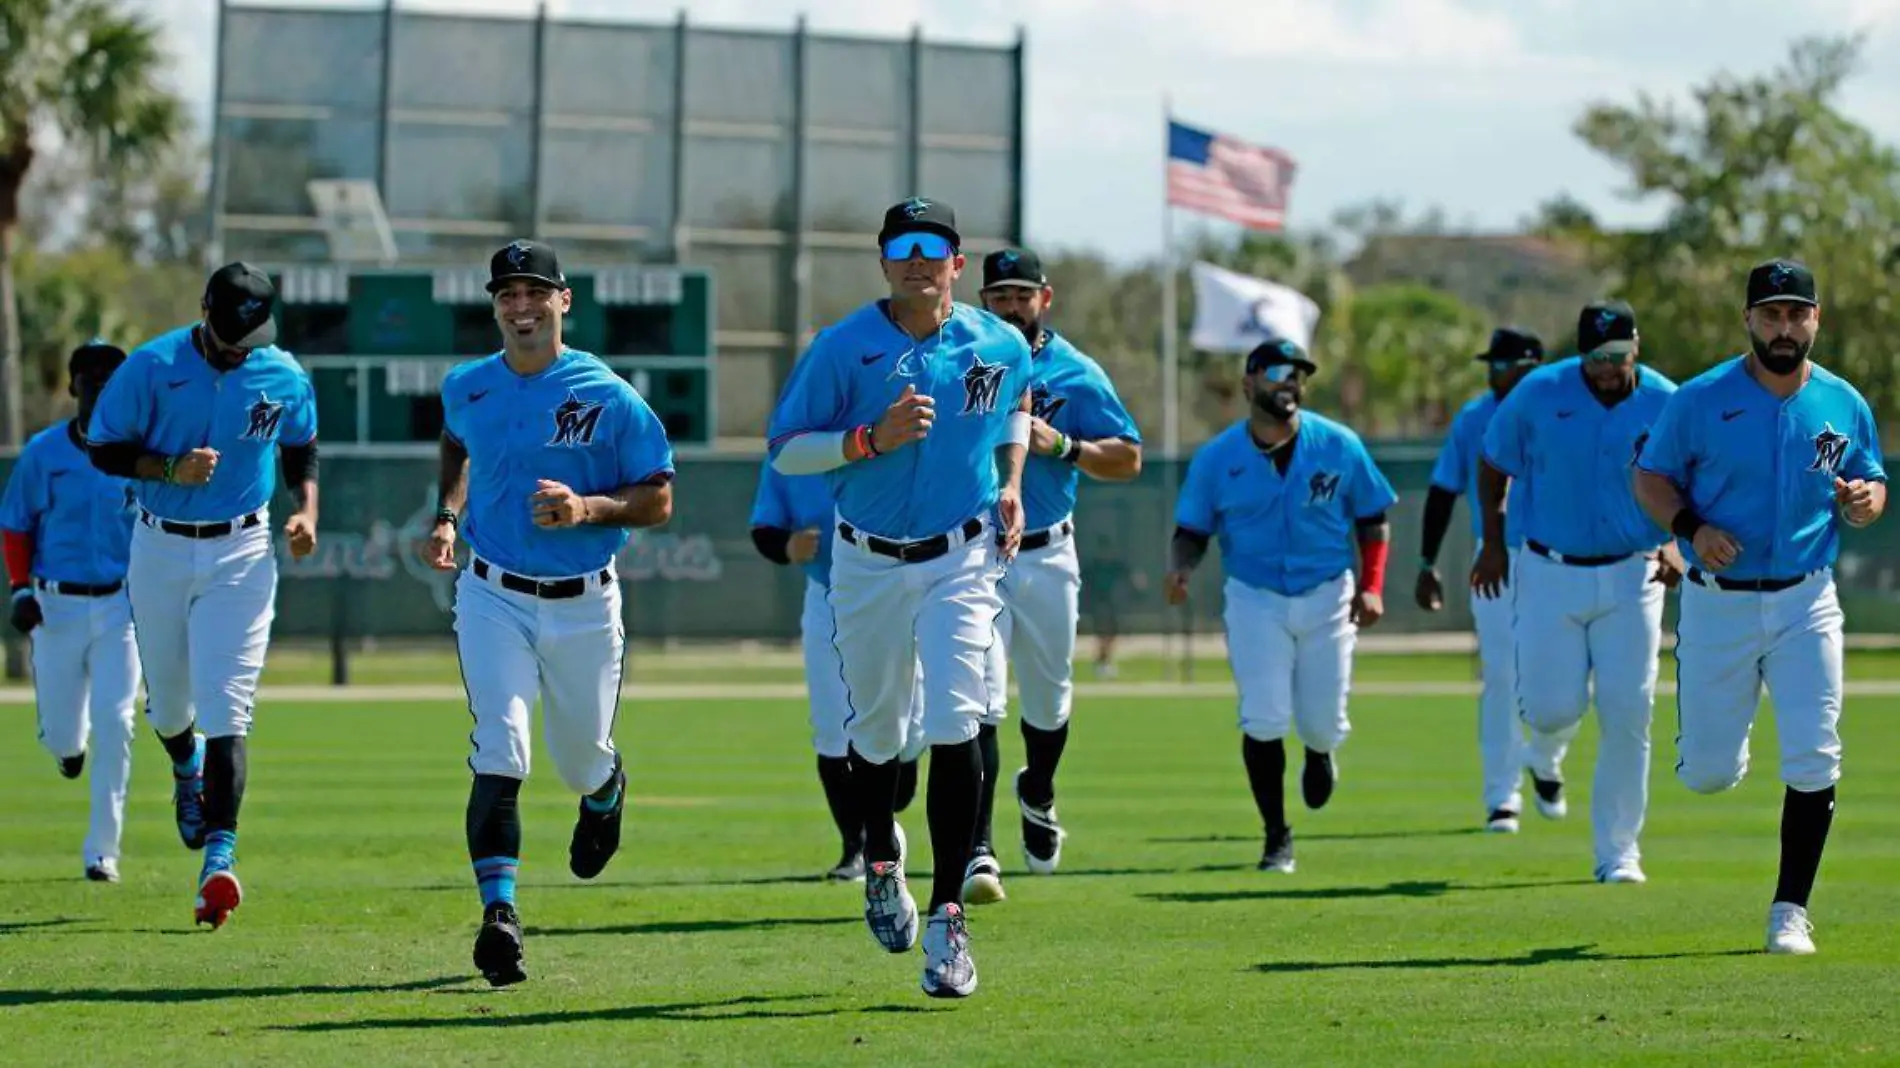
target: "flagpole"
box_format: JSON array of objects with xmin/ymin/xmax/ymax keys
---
[{"xmin": 1160, "ymin": 96, "xmax": 1186, "ymax": 681}]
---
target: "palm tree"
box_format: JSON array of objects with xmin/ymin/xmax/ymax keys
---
[{"xmin": 0, "ymin": 0, "xmax": 185, "ymax": 444}]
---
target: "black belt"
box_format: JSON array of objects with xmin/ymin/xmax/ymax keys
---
[
  {"xmin": 473, "ymin": 558, "xmax": 610, "ymax": 599},
  {"xmin": 1009, "ymin": 520, "xmax": 1073, "ymax": 553},
  {"xmin": 141, "ymin": 508, "xmax": 262, "ymax": 539},
  {"xmin": 840, "ymin": 517, "xmax": 983, "ymax": 564},
  {"xmin": 36, "ymin": 578, "xmax": 123, "ymax": 597},
  {"xmin": 1687, "ymin": 567, "xmax": 1813, "ymax": 593},
  {"xmin": 1526, "ymin": 539, "xmax": 1630, "ymax": 568}
]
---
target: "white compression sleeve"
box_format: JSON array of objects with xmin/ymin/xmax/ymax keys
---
[
  {"xmin": 1006, "ymin": 410, "xmax": 1032, "ymax": 447},
  {"xmin": 772, "ymin": 431, "xmax": 850, "ymax": 475}
]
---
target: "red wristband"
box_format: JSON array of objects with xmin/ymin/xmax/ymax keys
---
[
  {"xmin": 856, "ymin": 425, "xmax": 880, "ymax": 459},
  {"xmin": 1358, "ymin": 536, "xmax": 1389, "ymax": 597}
]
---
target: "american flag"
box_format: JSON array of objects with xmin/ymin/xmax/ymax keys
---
[{"xmin": 1166, "ymin": 120, "xmax": 1295, "ymax": 231}]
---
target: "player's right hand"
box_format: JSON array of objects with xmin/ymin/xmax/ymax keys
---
[
  {"xmin": 872, "ymin": 385, "xmax": 934, "ymax": 453},
  {"xmin": 1691, "ymin": 524, "xmax": 1741, "ymax": 571},
  {"xmin": 787, "ymin": 527, "xmax": 821, "ymax": 564},
  {"xmin": 421, "ymin": 519, "xmax": 459, "ymax": 571},
  {"xmin": 1414, "ymin": 567, "xmax": 1444, "ymax": 612},
  {"xmin": 8, "ymin": 589, "xmax": 41, "ymax": 635},
  {"xmin": 1163, "ymin": 569, "xmax": 1191, "ymax": 606},
  {"xmin": 171, "ymin": 448, "xmax": 220, "ymax": 486},
  {"xmin": 1469, "ymin": 541, "xmax": 1510, "ymax": 600}
]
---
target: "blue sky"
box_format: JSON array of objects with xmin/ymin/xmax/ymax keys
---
[{"xmin": 141, "ymin": 0, "xmax": 1900, "ymax": 262}]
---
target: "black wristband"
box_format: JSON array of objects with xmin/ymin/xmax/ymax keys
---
[
  {"xmin": 435, "ymin": 508, "xmax": 458, "ymax": 528},
  {"xmin": 1670, "ymin": 508, "xmax": 1705, "ymax": 540}
]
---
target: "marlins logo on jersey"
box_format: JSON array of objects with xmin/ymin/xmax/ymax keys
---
[
  {"xmin": 1308, "ymin": 470, "xmax": 1341, "ymax": 505},
  {"xmin": 549, "ymin": 391, "xmax": 605, "ymax": 447},
  {"xmin": 243, "ymin": 395, "xmax": 286, "ymax": 439},
  {"xmin": 961, "ymin": 356, "xmax": 1008, "ymax": 415},
  {"xmin": 1030, "ymin": 385, "xmax": 1067, "ymax": 422},
  {"xmin": 1810, "ymin": 424, "xmax": 1850, "ymax": 475}
]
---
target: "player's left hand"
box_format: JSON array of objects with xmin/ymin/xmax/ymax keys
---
[
  {"xmin": 1651, "ymin": 542, "xmax": 1686, "ymax": 587},
  {"xmin": 283, "ymin": 511, "xmax": 318, "ymax": 560},
  {"xmin": 787, "ymin": 527, "xmax": 821, "ymax": 564},
  {"xmin": 531, "ymin": 479, "xmax": 588, "ymax": 528},
  {"xmin": 1028, "ymin": 416, "xmax": 1060, "ymax": 456},
  {"xmin": 1351, "ymin": 589, "xmax": 1385, "ymax": 628},
  {"xmin": 1835, "ymin": 477, "xmax": 1879, "ymax": 526},
  {"xmin": 9, "ymin": 590, "xmax": 42, "ymax": 635},
  {"xmin": 997, "ymin": 487, "xmax": 1025, "ymax": 560}
]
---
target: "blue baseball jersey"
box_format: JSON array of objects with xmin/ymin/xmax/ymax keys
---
[
  {"xmin": 0, "ymin": 422, "xmax": 136, "ymax": 585},
  {"xmin": 1430, "ymin": 391, "xmax": 1530, "ymax": 551},
  {"xmin": 1022, "ymin": 330, "xmax": 1141, "ymax": 531},
  {"xmin": 1482, "ymin": 358, "xmax": 1676, "ymax": 558},
  {"xmin": 87, "ymin": 325, "xmax": 317, "ymax": 522},
  {"xmin": 766, "ymin": 301, "xmax": 1032, "ymax": 540},
  {"xmin": 1637, "ymin": 356, "xmax": 1886, "ymax": 580},
  {"xmin": 749, "ymin": 459, "xmax": 837, "ymax": 588},
  {"xmin": 443, "ymin": 348, "xmax": 674, "ymax": 578},
  {"xmin": 1176, "ymin": 412, "xmax": 1399, "ymax": 596}
]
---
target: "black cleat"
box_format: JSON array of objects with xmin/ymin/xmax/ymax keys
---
[
  {"xmin": 1485, "ymin": 808, "xmax": 1521, "ymax": 833},
  {"xmin": 569, "ymin": 756, "xmax": 626, "ymax": 880},
  {"xmin": 473, "ymin": 903, "xmax": 527, "ymax": 987},
  {"xmin": 1301, "ymin": 748, "xmax": 1336, "ymax": 810},
  {"xmin": 1259, "ymin": 826, "xmax": 1295, "ymax": 873},
  {"xmin": 58, "ymin": 753, "xmax": 85, "ymax": 780},
  {"xmin": 1015, "ymin": 769, "xmax": 1065, "ymax": 874},
  {"xmin": 1531, "ymin": 774, "xmax": 1568, "ymax": 820}
]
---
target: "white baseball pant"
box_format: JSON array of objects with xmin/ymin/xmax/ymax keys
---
[
  {"xmin": 1222, "ymin": 572, "xmax": 1355, "ymax": 751},
  {"xmin": 1675, "ymin": 570, "xmax": 1841, "ymax": 795},
  {"xmin": 1472, "ymin": 547, "xmax": 1570, "ymax": 814},
  {"xmin": 1512, "ymin": 549, "xmax": 1663, "ymax": 871},
  {"xmin": 129, "ymin": 510, "xmax": 276, "ymax": 741},
  {"xmin": 30, "ymin": 585, "xmax": 141, "ymax": 866},
  {"xmin": 800, "ymin": 577, "xmax": 927, "ymax": 763},
  {"xmin": 980, "ymin": 527, "xmax": 1081, "ymax": 730},
  {"xmin": 825, "ymin": 518, "xmax": 1003, "ymax": 764},
  {"xmin": 456, "ymin": 558, "xmax": 624, "ymax": 794}
]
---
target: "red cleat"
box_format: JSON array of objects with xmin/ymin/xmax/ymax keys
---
[{"xmin": 194, "ymin": 870, "xmax": 242, "ymax": 929}]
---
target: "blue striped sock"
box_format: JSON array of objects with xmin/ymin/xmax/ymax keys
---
[
  {"xmin": 175, "ymin": 735, "xmax": 204, "ymax": 779},
  {"xmin": 474, "ymin": 856, "xmax": 518, "ymax": 909},
  {"xmin": 202, "ymin": 830, "xmax": 236, "ymax": 875}
]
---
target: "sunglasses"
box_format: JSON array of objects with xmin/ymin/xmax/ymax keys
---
[
  {"xmin": 881, "ymin": 232, "xmax": 957, "ymax": 261},
  {"xmin": 1250, "ymin": 363, "xmax": 1306, "ymax": 383},
  {"xmin": 1485, "ymin": 357, "xmax": 1539, "ymax": 371}
]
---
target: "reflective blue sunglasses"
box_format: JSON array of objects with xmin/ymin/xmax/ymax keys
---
[
  {"xmin": 1248, "ymin": 361, "xmax": 1307, "ymax": 383},
  {"xmin": 881, "ymin": 232, "xmax": 957, "ymax": 261}
]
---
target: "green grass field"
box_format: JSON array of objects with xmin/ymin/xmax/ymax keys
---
[{"xmin": 4, "ymin": 668, "xmax": 1899, "ymax": 1065}]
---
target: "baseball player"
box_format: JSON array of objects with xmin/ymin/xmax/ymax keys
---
[
  {"xmin": 2, "ymin": 340, "xmax": 140, "ymax": 882},
  {"xmin": 1164, "ymin": 338, "xmax": 1396, "ymax": 874},
  {"xmin": 87, "ymin": 263, "xmax": 320, "ymax": 928},
  {"xmin": 748, "ymin": 458, "xmax": 926, "ymax": 881},
  {"xmin": 766, "ymin": 196, "xmax": 1032, "ymax": 999},
  {"xmin": 422, "ymin": 239, "xmax": 675, "ymax": 988},
  {"xmin": 963, "ymin": 246, "xmax": 1142, "ymax": 905},
  {"xmin": 1415, "ymin": 327, "xmax": 1573, "ymax": 833},
  {"xmin": 1475, "ymin": 300, "xmax": 1679, "ymax": 885},
  {"xmin": 1635, "ymin": 259, "xmax": 1884, "ymax": 954}
]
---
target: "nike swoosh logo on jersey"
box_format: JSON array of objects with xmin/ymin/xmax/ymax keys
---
[
  {"xmin": 470, "ymin": 390, "xmax": 490, "ymax": 402},
  {"xmin": 860, "ymin": 352, "xmax": 886, "ymax": 365},
  {"xmin": 1228, "ymin": 466, "xmax": 1244, "ymax": 478},
  {"xmin": 167, "ymin": 379, "xmax": 189, "ymax": 389},
  {"xmin": 1555, "ymin": 410, "xmax": 1575, "ymax": 419},
  {"xmin": 1721, "ymin": 408, "xmax": 1745, "ymax": 421}
]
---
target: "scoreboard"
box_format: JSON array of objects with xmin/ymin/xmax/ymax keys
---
[{"xmin": 261, "ymin": 264, "xmax": 715, "ymax": 448}]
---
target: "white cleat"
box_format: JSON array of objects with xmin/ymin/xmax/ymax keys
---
[
  {"xmin": 920, "ymin": 903, "xmax": 978, "ymax": 998},
  {"xmin": 1531, "ymin": 775, "xmax": 1568, "ymax": 820},
  {"xmin": 1595, "ymin": 860, "xmax": 1647, "ymax": 884},
  {"xmin": 1766, "ymin": 902, "xmax": 1817, "ymax": 955},
  {"xmin": 863, "ymin": 859, "xmax": 919, "ymax": 953},
  {"xmin": 962, "ymin": 850, "xmax": 1006, "ymax": 905},
  {"xmin": 1485, "ymin": 809, "xmax": 1520, "ymax": 834},
  {"xmin": 1015, "ymin": 769, "xmax": 1066, "ymax": 875},
  {"xmin": 84, "ymin": 858, "xmax": 120, "ymax": 883}
]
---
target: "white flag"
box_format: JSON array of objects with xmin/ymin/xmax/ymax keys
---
[{"xmin": 1188, "ymin": 261, "xmax": 1320, "ymax": 353}]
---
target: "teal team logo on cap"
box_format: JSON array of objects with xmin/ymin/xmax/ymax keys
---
[
  {"xmin": 1596, "ymin": 308, "xmax": 1617, "ymax": 333},
  {"xmin": 901, "ymin": 197, "xmax": 930, "ymax": 219},
  {"xmin": 505, "ymin": 242, "xmax": 531, "ymax": 270},
  {"xmin": 996, "ymin": 250, "xmax": 1019, "ymax": 271}
]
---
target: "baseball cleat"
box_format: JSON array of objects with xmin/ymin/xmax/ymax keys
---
[
  {"xmin": 1595, "ymin": 860, "xmax": 1647, "ymax": 884},
  {"xmin": 85, "ymin": 858, "xmax": 119, "ymax": 883},
  {"xmin": 173, "ymin": 736, "xmax": 207, "ymax": 851},
  {"xmin": 473, "ymin": 903, "xmax": 528, "ymax": 986},
  {"xmin": 568, "ymin": 757, "xmax": 625, "ymax": 880},
  {"xmin": 1302, "ymin": 748, "xmax": 1337, "ymax": 810},
  {"xmin": 1485, "ymin": 808, "xmax": 1520, "ymax": 834},
  {"xmin": 193, "ymin": 869, "xmax": 242, "ymax": 929},
  {"xmin": 826, "ymin": 850, "xmax": 866, "ymax": 883},
  {"xmin": 863, "ymin": 860, "xmax": 919, "ymax": 953},
  {"xmin": 1259, "ymin": 827, "xmax": 1295, "ymax": 873},
  {"xmin": 57, "ymin": 753, "xmax": 85, "ymax": 780},
  {"xmin": 1766, "ymin": 902, "xmax": 1816, "ymax": 955},
  {"xmin": 1015, "ymin": 768, "xmax": 1065, "ymax": 874},
  {"xmin": 920, "ymin": 903, "xmax": 978, "ymax": 998},
  {"xmin": 962, "ymin": 848, "xmax": 1006, "ymax": 905},
  {"xmin": 1531, "ymin": 774, "xmax": 1568, "ymax": 820}
]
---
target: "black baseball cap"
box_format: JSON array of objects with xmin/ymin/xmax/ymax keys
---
[
  {"xmin": 877, "ymin": 196, "xmax": 960, "ymax": 248},
  {"xmin": 68, "ymin": 337, "xmax": 126, "ymax": 377},
  {"xmin": 1577, "ymin": 299, "xmax": 1638, "ymax": 357},
  {"xmin": 487, "ymin": 239, "xmax": 567, "ymax": 293},
  {"xmin": 202, "ymin": 262, "xmax": 278, "ymax": 349},
  {"xmin": 1746, "ymin": 258, "xmax": 1818, "ymax": 308},
  {"xmin": 1245, "ymin": 336, "xmax": 1317, "ymax": 375},
  {"xmin": 982, "ymin": 247, "xmax": 1047, "ymax": 290},
  {"xmin": 1475, "ymin": 327, "xmax": 1544, "ymax": 365}
]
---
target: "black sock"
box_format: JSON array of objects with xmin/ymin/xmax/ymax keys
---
[
  {"xmin": 893, "ymin": 758, "xmax": 919, "ymax": 814},
  {"xmin": 202, "ymin": 736, "xmax": 247, "ymax": 834},
  {"xmin": 816, "ymin": 756, "xmax": 862, "ymax": 856},
  {"xmin": 468, "ymin": 775, "xmax": 524, "ymax": 860},
  {"xmin": 972, "ymin": 723, "xmax": 1000, "ymax": 853},
  {"xmin": 1774, "ymin": 785, "xmax": 1836, "ymax": 908},
  {"xmin": 1019, "ymin": 721, "xmax": 1069, "ymax": 806},
  {"xmin": 1242, "ymin": 736, "xmax": 1287, "ymax": 835},
  {"xmin": 157, "ymin": 725, "xmax": 198, "ymax": 766},
  {"xmin": 849, "ymin": 746, "xmax": 901, "ymax": 864},
  {"xmin": 927, "ymin": 738, "xmax": 982, "ymax": 913}
]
